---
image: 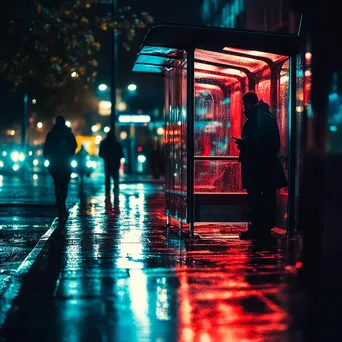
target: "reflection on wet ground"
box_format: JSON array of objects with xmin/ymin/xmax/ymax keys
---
[
  {"xmin": 1, "ymin": 184, "xmax": 303, "ymax": 341},
  {"xmin": 0, "ymin": 207, "xmax": 54, "ymax": 295}
]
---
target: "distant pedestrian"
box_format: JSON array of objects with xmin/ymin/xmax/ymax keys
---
[
  {"xmin": 234, "ymin": 92, "xmax": 287, "ymax": 239},
  {"xmin": 99, "ymin": 129, "xmax": 124, "ymax": 193},
  {"xmin": 75, "ymin": 145, "xmax": 90, "ymax": 189},
  {"xmin": 43, "ymin": 116, "xmax": 77, "ymax": 217},
  {"xmin": 148, "ymin": 140, "xmax": 162, "ymax": 179}
]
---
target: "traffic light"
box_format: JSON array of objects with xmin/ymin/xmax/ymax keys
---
[{"xmin": 137, "ymin": 146, "xmax": 143, "ymax": 152}]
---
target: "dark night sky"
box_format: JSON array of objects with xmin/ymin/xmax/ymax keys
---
[{"xmin": 0, "ymin": 0, "xmax": 203, "ymax": 126}]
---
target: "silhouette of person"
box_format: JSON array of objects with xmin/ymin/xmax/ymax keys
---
[
  {"xmin": 99, "ymin": 129, "xmax": 124, "ymax": 194},
  {"xmin": 149, "ymin": 140, "xmax": 162, "ymax": 179},
  {"xmin": 235, "ymin": 92, "xmax": 287, "ymax": 239},
  {"xmin": 43, "ymin": 116, "xmax": 77, "ymax": 217},
  {"xmin": 75, "ymin": 145, "xmax": 90, "ymax": 188}
]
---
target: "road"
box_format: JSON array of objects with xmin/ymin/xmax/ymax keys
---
[{"xmin": 0, "ymin": 173, "xmax": 100, "ymax": 295}]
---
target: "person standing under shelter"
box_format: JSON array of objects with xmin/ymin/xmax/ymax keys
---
[
  {"xmin": 99, "ymin": 129, "xmax": 124, "ymax": 193},
  {"xmin": 43, "ymin": 116, "xmax": 77, "ymax": 217},
  {"xmin": 234, "ymin": 91, "xmax": 288, "ymax": 239}
]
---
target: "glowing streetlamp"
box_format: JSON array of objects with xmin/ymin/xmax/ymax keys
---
[
  {"xmin": 98, "ymin": 84, "xmax": 108, "ymax": 91},
  {"xmin": 127, "ymin": 84, "xmax": 137, "ymax": 92},
  {"xmin": 71, "ymin": 71, "xmax": 78, "ymax": 78},
  {"xmin": 37, "ymin": 122, "xmax": 43, "ymax": 129}
]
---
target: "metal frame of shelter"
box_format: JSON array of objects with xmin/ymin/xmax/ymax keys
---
[{"xmin": 132, "ymin": 24, "xmax": 301, "ymax": 235}]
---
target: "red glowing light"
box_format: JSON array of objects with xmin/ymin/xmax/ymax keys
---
[
  {"xmin": 137, "ymin": 146, "xmax": 143, "ymax": 152},
  {"xmin": 295, "ymin": 261, "xmax": 303, "ymax": 269}
]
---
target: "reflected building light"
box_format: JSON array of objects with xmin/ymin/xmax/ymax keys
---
[
  {"xmin": 33, "ymin": 174, "xmax": 38, "ymax": 180},
  {"xmin": 117, "ymin": 101, "xmax": 127, "ymax": 112},
  {"xmin": 71, "ymin": 173, "xmax": 78, "ymax": 178},
  {"xmin": 28, "ymin": 151, "xmax": 33, "ymax": 156},
  {"xmin": 98, "ymin": 101, "xmax": 112, "ymax": 116},
  {"xmin": 280, "ymin": 75, "xmax": 289, "ymax": 84},
  {"xmin": 129, "ymin": 270, "xmax": 149, "ymax": 325},
  {"xmin": 120, "ymin": 131, "xmax": 128, "ymax": 140},
  {"xmin": 118, "ymin": 115, "xmax": 151, "ymax": 123},
  {"xmin": 156, "ymin": 278, "xmax": 170, "ymax": 321},
  {"xmin": 95, "ymin": 135, "xmax": 102, "ymax": 145},
  {"xmin": 157, "ymin": 127, "xmax": 164, "ymax": 135},
  {"xmin": 0, "ymin": 175, "xmax": 3, "ymax": 187},
  {"xmin": 91, "ymin": 124, "xmax": 99, "ymax": 132},
  {"xmin": 137, "ymin": 155, "xmax": 146, "ymax": 163},
  {"xmin": 305, "ymin": 52, "xmax": 312, "ymax": 61}
]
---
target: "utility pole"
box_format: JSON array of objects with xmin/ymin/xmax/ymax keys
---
[
  {"xmin": 111, "ymin": 0, "xmax": 118, "ymax": 133},
  {"xmin": 22, "ymin": 92, "xmax": 28, "ymax": 153}
]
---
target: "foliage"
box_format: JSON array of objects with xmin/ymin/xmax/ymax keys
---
[{"xmin": 0, "ymin": 0, "xmax": 153, "ymax": 89}]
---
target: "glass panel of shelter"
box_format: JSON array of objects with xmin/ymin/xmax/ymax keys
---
[{"xmin": 193, "ymin": 47, "xmax": 290, "ymax": 198}]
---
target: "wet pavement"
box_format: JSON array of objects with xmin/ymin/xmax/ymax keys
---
[
  {"xmin": 0, "ymin": 207, "xmax": 54, "ymax": 295},
  {"xmin": 0, "ymin": 174, "xmax": 98, "ymax": 298},
  {"xmin": 0, "ymin": 182, "xmax": 308, "ymax": 342}
]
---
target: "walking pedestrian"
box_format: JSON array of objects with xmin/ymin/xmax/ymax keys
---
[
  {"xmin": 43, "ymin": 116, "xmax": 77, "ymax": 217},
  {"xmin": 99, "ymin": 129, "xmax": 124, "ymax": 194}
]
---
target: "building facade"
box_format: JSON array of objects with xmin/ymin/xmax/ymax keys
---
[{"xmin": 201, "ymin": 0, "xmax": 299, "ymax": 33}]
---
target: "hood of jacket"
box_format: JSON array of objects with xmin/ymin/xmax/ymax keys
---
[
  {"xmin": 244, "ymin": 100, "xmax": 270, "ymax": 119},
  {"xmin": 48, "ymin": 123, "xmax": 72, "ymax": 137}
]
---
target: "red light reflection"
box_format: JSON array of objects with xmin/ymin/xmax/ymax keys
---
[
  {"xmin": 196, "ymin": 49, "xmax": 267, "ymax": 73},
  {"xmin": 223, "ymin": 47, "xmax": 288, "ymax": 63}
]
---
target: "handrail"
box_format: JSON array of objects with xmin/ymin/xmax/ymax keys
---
[{"xmin": 194, "ymin": 156, "xmax": 239, "ymax": 160}]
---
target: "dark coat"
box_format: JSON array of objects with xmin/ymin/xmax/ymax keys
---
[
  {"xmin": 99, "ymin": 135, "xmax": 124, "ymax": 171},
  {"xmin": 43, "ymin": 123, "xmax": 77, "ymax": 170},
  {"xmin": 238, "ymin": 100, "xmax": 288, "ymax": 190}
]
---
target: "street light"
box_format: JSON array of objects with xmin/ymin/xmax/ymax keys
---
[
  {"xmin": 32, "ymin": 99, "xmax": 37, "ymax": 104},
  {"xmin": 71, "ymin": 71, "xmax": 78, "ymax": 78},
  {"xmin": 127, "ymin": 84, "xmax": 137, "ymax": 92},
  {"xmin": 37, "ymin": 122, "xmax": 43, "ymax": 129},
  {"xmin": 98, "ymin": 84, "xmax": 108, "ymax": 91}
]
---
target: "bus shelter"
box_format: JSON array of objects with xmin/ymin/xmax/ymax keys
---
[{"xmin": 133, "ymin": 25, "xmax": 302, "ymax": 235}]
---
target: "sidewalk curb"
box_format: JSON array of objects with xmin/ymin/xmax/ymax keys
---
[{"xmin": 0, "ymin": 216, "xmax": 62, "ymax": 330}]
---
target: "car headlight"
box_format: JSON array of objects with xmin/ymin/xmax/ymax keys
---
[
  {"xmin": 18, "ymin": 152, "xmax": 25, "ymax": 162},
  {"xmin": 71, "ymin": 160, "xmax": 77, "ymax": 168},
  {"xmin": 11, "ymin": 151, "xmax": 19, "ymax": 162}
]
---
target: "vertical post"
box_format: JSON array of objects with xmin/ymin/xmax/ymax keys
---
[
  {"xmin": 22, "ymin": 92, "xmax": 28, "ymax": 153},
  {"xmin": 111, "ymin": 0, "xmax": 118, "ymax": 132},
  {"xmin": 187, "ymin": 49, "xmax": 195, "ymax": 236},
  {"xmin": 286, "ymin": 56, "xmax": 298, "ymax": 235},
  {"xmin": 129, "ymin": 123, "xmax": 135, "ymax": 174}
]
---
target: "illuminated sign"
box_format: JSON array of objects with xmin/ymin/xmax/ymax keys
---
[{"xmin": 118, "ymin": 115, "xmax": 151, "ymax": 123}]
